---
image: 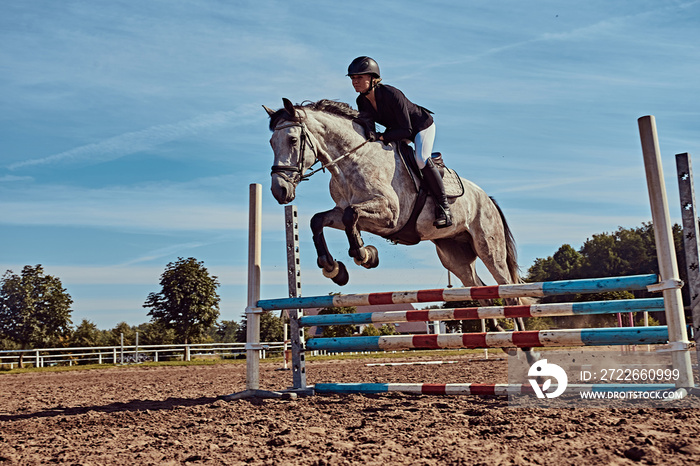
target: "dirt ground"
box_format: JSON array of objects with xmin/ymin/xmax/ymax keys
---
[{"xmin": 1, "ymin": 353, "xmax": 700, "ymax": 465}]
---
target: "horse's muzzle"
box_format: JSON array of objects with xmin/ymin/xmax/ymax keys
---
[{"xmin": 271, "ymin": 174, "xmax": 296, "ymax": 204}]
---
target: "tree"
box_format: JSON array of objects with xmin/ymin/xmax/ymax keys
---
[
  {"xmin": 525, "ymin": 222, "xmax": 690, "ymax": 326},
  {"xmin": 360, "ymin": 324, "xmax": 381, "ymax": 336},
  {"xmin": 106, "ymin": 322, "xmax": 137, "ymax": 346},
  {"xmin": 237, "ymin": 312, "xmax": 284, "ymax": 342},
  {"xmin": 70, "ymin": 319, "xmax": 106, "ymax": 347},
  {"xmin": 443, "ymin": 299, "xmax": 484, "ymax": 333},
  {"xmin": 143, "ymin": 257, "xmax": 220, "ymax": 344},
  {"xmin": 136, "ymin": 321, "xmax": 176, "ymax": 345},
  {"xmin": 0, "ymin": 265, "xmax": 73, "ymax": 367},
  {"xmin": 378, "ymin": 324, "xmax": 399, "ymax": 335},
  {"xmin": 214, "ymin": 320, "xmax": 240, "ymax": 343},
  {"xmin": 527, "ymin": 245, "xmax": 583, "ymax": 282},
  {"xmin": 360, "ymin": 324, "xmax": 398, "ymax": 336},
  {"xmin": 317, "ymin": 304, "xmax": 357, "ymax": 338}
]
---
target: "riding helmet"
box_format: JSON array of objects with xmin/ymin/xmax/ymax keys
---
[{"xmin": 347, "ymin": 56, "xmax": 380, "ymax": 78}]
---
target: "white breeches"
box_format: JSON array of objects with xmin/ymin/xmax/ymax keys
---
[{"xmin": 414, "ymin": 123, "xmax": 436, "ymax": 169}]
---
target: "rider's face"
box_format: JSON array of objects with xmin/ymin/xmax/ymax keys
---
[{"xmin": 350, "ymin": 74, "xmax": 372, "ymax": 94}]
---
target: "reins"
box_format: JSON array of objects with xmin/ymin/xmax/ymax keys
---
[{"xmin": 270, "ymin": 121, "xmax": 369, "ymax": 182}]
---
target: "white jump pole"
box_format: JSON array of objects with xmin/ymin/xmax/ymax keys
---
[
  {"xmin": 222, "ymin": 183, "xmax": 296, "ymax": 400},
  {"xmin": 245, "ymin": 183, "xmax": 263, "ymax": 391},
  {"xmin": 638, "ymin": 116, "xmax": 694, "ymax": 388}
]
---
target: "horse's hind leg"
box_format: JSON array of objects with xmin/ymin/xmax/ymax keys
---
[
  {"xmin": 311, "ymin": 207, "xmax": 349, "ymax": 286},
  {"xmin": 433, "ymin": 238, "xmax": 482, "ymax": 293},
  {"xmin": 435, "ymin": 237, "xmax": 539, "ymax": 363},
  {"xmin": 342, "ymin": 206, "xmax": 379, "ymax": 269},
  {"xmin": 473, "ymin": 230, "xmax": 542, "ymax": 362},
  {"xmin": 433, "ymin": 238, "xmax": 502, "ymax": 331}
]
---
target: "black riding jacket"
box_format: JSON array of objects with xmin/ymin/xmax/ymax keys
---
[{"xmin": 356, "ymin": 84, "xmax": 433, "ymax": 144}]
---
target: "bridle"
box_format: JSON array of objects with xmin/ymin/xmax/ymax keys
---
[
  {"xmin": 270, "ymin": 120, "xmax": 369, "ymax": 184},
  {"xmin": 270, "ymin": 121, "xmax": 317, "ymax": 184}
]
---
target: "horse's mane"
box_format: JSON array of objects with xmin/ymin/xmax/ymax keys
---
[{"xmin": 268, "ymin": 99, "xmax": 358, "ymax": 130}]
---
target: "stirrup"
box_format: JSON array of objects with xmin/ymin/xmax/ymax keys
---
[{"xmin": 434, "ymin": 206, "xmax": 453, "ymax": 229}]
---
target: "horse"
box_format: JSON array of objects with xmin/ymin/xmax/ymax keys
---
[{"xmin": 263, "ymin": 98, "xmax": 523, "ymax": 315}]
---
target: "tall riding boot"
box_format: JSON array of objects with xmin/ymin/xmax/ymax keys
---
[{"xmin": 421, "ymin": 158, "xmax": 453, "ymax": 228}]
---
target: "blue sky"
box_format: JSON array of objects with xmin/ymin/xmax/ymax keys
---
[{"xmin": 2, "ymin": 1, "xmax": 699, "ymax": 329}]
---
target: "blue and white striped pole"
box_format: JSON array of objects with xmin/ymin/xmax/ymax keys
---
[{"xmin": 258, "ymin": 274, "xmax": 660, "ymax": 311}]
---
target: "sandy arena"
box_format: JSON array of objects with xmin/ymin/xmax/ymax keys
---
[{"xmin": 1, "ymin": 353, "xmax": 699, "ymax": 465}]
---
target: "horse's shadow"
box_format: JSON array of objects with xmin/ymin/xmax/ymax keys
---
[{"xmin": 0, "ymin": 396, "xmax": 220, "ymax": 422}]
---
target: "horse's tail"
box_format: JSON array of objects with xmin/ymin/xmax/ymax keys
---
[{"xmin": 489, "ymin": 197, "xmax": 521, "ymax": 284}]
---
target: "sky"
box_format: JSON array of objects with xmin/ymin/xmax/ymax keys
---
[{"xmin": 1, "ymin": 1, "xmax": 699, "ymax": 330}]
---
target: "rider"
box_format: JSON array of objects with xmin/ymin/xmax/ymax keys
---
[{"xmin": 348, "ymin": 56, "xmax": 452, "ymax": 229}]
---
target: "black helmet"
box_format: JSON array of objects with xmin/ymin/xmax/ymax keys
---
[{"xmin": 347, "ymin": 56, "xmax": 380, "ymax": 78}]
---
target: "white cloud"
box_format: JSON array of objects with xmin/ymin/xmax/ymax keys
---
[
  {"xmin": 8, "ymin": 111, "xmax": 246, "ymax": 170},
  {"xmin": 0, "ymin": 175, "xmax": 33, "ymax": 182},
  {"xmin": 0, "ymin": 198, "xmax": 241, "ymax": 231},
  {"xmin": 0, "ymin": 177, "xmax": 286, "ymax": 232}
]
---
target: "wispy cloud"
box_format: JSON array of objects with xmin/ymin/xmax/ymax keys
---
[
  {"xmin": 0, "ymin": 177, "xmax": 284, "ymax": 232},
  {"xmin": 119, "ymin": 242, "xmax": 212, "ymax": 266},
  {"xmin": 0, "ymin": 175, "xmax": 33, "ymax": 182},
  {"xmin": 8, "ymin": 111, "xmax": 244, "ymax": 170}
]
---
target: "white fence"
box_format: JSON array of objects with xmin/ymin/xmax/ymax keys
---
[{"xmin": 0, "ymin": 341, "xmax": 287, "ymax": 369}]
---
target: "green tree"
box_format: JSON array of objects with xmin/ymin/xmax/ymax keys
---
[
  {"xmin": 0, "ymin": 265, "xmax": 73, "ymax": 366},
  {"xmin": 317, "ymin": 305, "xmax": 357, "ymax": 338},
  {"xmin": 528, "ymin": 244, "xmax": 582, "ymax": 282},
  {"xmin": 136, "ymin": 321, "xmax": 176, "ymax": 345},
  {"xmin": 237, "ymin": 312, "xmax": 284, "ymax": 342},
  {"xmin": 106, "ymin": 322, "xmax": 137, "ymax": 346},
  {"xmin": 525, "ymin": 222, "xmax": 691, "ymax": 325},
  {"xmin": 143, "ymin": 257, "xmax": 220, "ymax": 344},
  {"xmin": 360, "ymin": 324, "xmax": 380, "ymax": 336},
  {"xmin": 378, "ymin": 324, "xmax": 399, "ymax": 335},
  {"xmin": 260, "ymin": 312, "xmax": 284, "ymax": 342},
  {"xmin": 0, "ymin": 338, "xmax": 19, "ymax": 351},
  {"xmin": 361, "ymin": 323, "xmax": 399, "ymax": 336},
  {"xmin": 530, "ymin": 223, "xmax": 677, "ymax": 283},
  {"xmin": 442, "ymin": 299, "xmax": 516, "ymax": 332},
  {"xmin": 214, "ymin": 320, "xmax": 241, "ymax": 343},
  {"xmin": 70, "ymin": 319, "xmax": 106, "ymax": 347}
]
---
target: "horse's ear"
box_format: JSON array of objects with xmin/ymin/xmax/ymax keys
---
[
  {"xmin": 262, "ymin": 105, "xmax": 276, "ymax": 117},
  {"xmin": 282, "ymin": 98, "xmax": 296, "ymax": 118}
]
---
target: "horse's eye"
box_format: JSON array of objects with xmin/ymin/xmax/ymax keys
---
[{"xmin": 290, "ymin": 137, "xmax": 298, "ymax": 145}]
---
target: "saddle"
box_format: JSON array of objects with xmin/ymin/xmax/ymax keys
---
[{"xmin": 384, "ymin": 141, "xmax": 465, "ymax": 245}]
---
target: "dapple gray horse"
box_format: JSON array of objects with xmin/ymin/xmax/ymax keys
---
[{"xmin": 264, "ymin": 99, "xmax": 523, "ymax": 312}]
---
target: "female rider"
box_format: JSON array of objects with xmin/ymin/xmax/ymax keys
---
[{"xmin": 347, "ymin": 56, "xmax": 452, "ymax": 228}]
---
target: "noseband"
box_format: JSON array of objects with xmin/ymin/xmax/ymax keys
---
[
  {"xmin": 270, "ymin": 120, "xmax": 370, "ymax": 184},
  {"xmin": 270, "ymin": 121, "xmax": 318, "ymax": 184}
]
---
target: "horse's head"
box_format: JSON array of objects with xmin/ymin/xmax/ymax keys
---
[{"xmin": 264, "ymin": 98, "xmax": 318, "ymax": 204}]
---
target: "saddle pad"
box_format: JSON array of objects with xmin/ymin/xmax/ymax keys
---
[{"xmin": 443, "ymin": 167, "xmax": 465, "ymax": 199}]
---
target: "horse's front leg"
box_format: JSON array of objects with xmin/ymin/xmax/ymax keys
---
[
  {"xmin": 310, "ymin": 207, "xmax": 349, "ymax": 286},
  {"xmin": 342, "ymin": 206, "xmax": 379, "ymax": 269}
]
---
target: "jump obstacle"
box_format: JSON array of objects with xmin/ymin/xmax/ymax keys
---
[{"xmin": 224, "ymin": 115, "xmax": 698, "ymax": 400}]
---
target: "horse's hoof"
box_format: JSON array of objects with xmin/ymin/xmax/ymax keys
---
[
  {"xmin": 361, "ymin": 245, "xmax": 379, "ymax": 269},
  {"xmin": 318, "ymin": 255, "xmax": 335, "ymax": 272},
  {"xmin": 332, "ymin": 261, "xmax": 349, "ymax": 286},
  {"xmin": 351, "ymin": 246, "xmax": 379, "ymax": 269},
  {"xmin": 350, "ymin": 248, "xmax": 367, "ymax": 265},
  {"xmin": 351, "ymin": 248, "xmax": 366, "ymax": 266},
  {"xmin": 321, "ymin": 259, "xmax": 340, "ymax": 278}
]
